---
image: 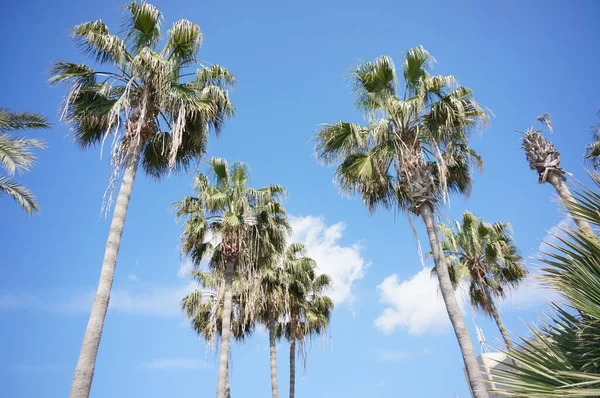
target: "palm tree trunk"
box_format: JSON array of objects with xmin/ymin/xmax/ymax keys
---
[
  {"xmin": 225, "ymin": 359, "xmax": 231, "ymax": 398},
  {"xmin": 547, "ymin": 172, "xmax": 593, "ymax": 235},
  {"xmin": 482, "ymin": 285, "xmax": 514, "ymax": 351},
  {"xmin": 69, "ymin": 140, "xmax": 143, "ymax": 398},
  {"xmin": 289, "ymin": 337, "xmax": 296, "ymax": 398},
  {"xmin": 216, "ymin": 260, "xmax": 235, "ymax": 398},
  {"xmin": 420, "ymin": 204, "xmax": 489, "ymax": 398},
  {"xmin": 268, "ymin": 315, "xmax": 279, "ymax": 398}
]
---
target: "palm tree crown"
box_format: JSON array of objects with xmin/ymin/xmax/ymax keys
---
[
  {"xmin": 0, "ymin": 108, "xmax": 49, "ymax": 214},
  {"xmin": 50, "ymin": 1, "xmax": 235, "ymax": 181},
  {"xmin": 182, "ymin": 269, "xmax": 255, "ymax": 345},
  {"xmin": 437, "ymin": 211, "xmax": 526, "ymax": 351},
  {"xmin": 438, "ymin": 211, "xmax": 526, "ymax": 315},
  {"xmin": 522, "ymin": 113, "xmax": 565, "ymax": 184},
  {"xmin": 585, "ymin": 109, "xmax": 600, "ymax": 169},
  {"xmin": 315, "ymin": 46, "xmax": 487, "ymax": 213}
]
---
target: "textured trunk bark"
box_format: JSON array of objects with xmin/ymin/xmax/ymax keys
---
[
  {"xmin": 269, "ymin": 315, "xmax": 279, "ymax": 398},
  {"xmin": 225, "ymin": 359, "xmax": 231, "ymax": 398},
  {"xmin": 420, "ymin": 204, "xmax": 489, "ymax": 398},
  {"xmin": 483, "ymin": 285, "xmax": 514, "ymax": 352},
  {"xmin": 289, "ymin": 338, "xmax": 296, "ymax": 398},
  {"xmin": 547, "ymin": 172, "xmax": 593, "ymax": 235},
  {"xmin": 69, "ymin": 140, "xmax": 142, "ymax": 398},
  {"xmin": 216, "ymin": 260, "xmax": 235, "ymax": 398}
]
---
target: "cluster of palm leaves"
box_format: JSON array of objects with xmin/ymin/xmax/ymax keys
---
[
  {"xmin": 488, "ymin": 177, "xmax": 600, "ymax": 396},
  {"xmin": 176, "ymin": 159, "xmax": 333, "ymax": 398},
  {"xmin": 0, "ymin": 108, "xmax": 49, "ymax": 214},
  {"xmin": 435, "ymin": 211, "xmax": 526, "ymax": 352}
]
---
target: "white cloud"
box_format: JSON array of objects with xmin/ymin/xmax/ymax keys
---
[
  {"xmin": 178, "ymin": 258, "xmax": 195, "ymax": 278},
  {"xmin": 376, "ymin": 348, "xmax": 432, "ymax": 362},
  {"xmin": 503, "ymin": 216, "xmax": 572, "ymax": 311},
  {"xmin": 109, "ymin": 283, "xmax": 195, "ymax": 317},
  {"xmin": 138, "ymin": 358, "xmax": 207, "ymax": 371},
  {"xmin": 290, "ymin": 215, "xmax": 368, "ymax": 304},
  {"xmin": 374, "ymin": 267, "xmax": 467, "ymax": 335},
  {"xmin": 128, "ymin": 273, "xmax": 138, "ymax": 282},
  {"xmin": 503, "ymin": 271, "xmax": 558, "ymax": 311},
  {"xmin": 538, "ymin": 215, "xmax": 572, "ymax": 252}
]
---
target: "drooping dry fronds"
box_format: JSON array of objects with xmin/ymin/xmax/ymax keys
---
[{"xmin": 522, "ymin": 114, "xmax": 564, "ymax": 183}]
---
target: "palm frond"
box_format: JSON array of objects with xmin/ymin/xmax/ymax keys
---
[
  {"xmin": 164, "ymin": 19, "xmax": 202, "ymax": 65},
  {"xmin": 0, "ymin": 175, "xmax": 39, "ymax": 214},
  {"xmin": 72, "ymin": 20, "xmax": 129, "ymax": 66},
  {"xmin": 0, "ymin": 134, "xmax": 45, "ymax": 175},
  {"xmin": 0, "ymin": 109, "xmax": 50, "ymax": 132},
  {"xmin": 493, "ymin": 180, "xmax": 600, "ymax": 395},
  {"xmin": 123, "ymin": 1, "xmax": 162, "ymax": 52}
]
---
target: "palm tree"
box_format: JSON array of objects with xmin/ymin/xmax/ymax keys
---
[
  {"xmin": 276, "ymin": 244, "xmax": 333, "ymax": 398},
  {"xmin": 314, "ymin": 46, "xmax": 489, "ymax": 397},
  {"xmin": 491, "ymin": 177, "xmax": 600, "ymax": 396},
  {"xmin": 522, "ymin": 113, "xmax": 593, "ymax": 234},
  {"xmin": 182, "ymin": 270, "xmax": 255, "ymax": 398},
  {"xmin": 584, "ymin": 109, "xmax": 600, "ymax": 168},
  {"xmin": 255, "ymin": 251, "xmax": 289, "ymax": 398},
  {"xmin": 50, "ymin": 3, "xmax": 234, "ymax": 397},
  {"xmin": 175, "ymin": 158, "xmax": 288, "ymax": 398},
  {"xmin": 0, "ymin": 108, "xmax": 49, "ymax": 214},
  {"xmin": 436, "ymin": 211, "xmax": 526, "ymax": 351}
]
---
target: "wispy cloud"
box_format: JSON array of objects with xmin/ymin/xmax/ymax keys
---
[
  {"xmin": 290, "ymin": 215, "xmax": 368, "ymax": 304},
  {"xmin": 374, "ymin": 268, "xmax": 467, "ymax": 335},
  {"xmin": 538, "ymin": 215, "xmax": 572, "ymax": 253},
  {"xmin": 376, "ymin": 348, "xmax": 432, "ymax": 362},
  {"xmin": 502, "ymin": 216, "xmax": 571, "ymax": 311},
  {"xmin": 0, "ymin": 283, "xmax": 196, "ymax": 317},
  {"xmin": 138, "ymin": 358, "xmax": 207, "ymax": 371}
]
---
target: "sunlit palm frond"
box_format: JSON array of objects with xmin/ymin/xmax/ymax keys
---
[
  {"xmin": 0, "ymin": 176, "xmax": 40, "ymax": 214},
  {"xmin": 493, "ymin": 181, "xmax": 600, "ymax": 395},
  {"xmin": 72, "ymin": 20, "xmax": 130, "ymax": 66},
  {"xmin": 51, "ymin": 1, "xmax": 235, "ymax": 182},
  {"xmin": 123, "ymin": 1, "xmax": 162, "ymax": 52},
  {"xmin": 0, "ymin": 108, "xmax": 50, "ymax": 132}
]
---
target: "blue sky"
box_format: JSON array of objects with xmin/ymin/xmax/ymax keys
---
[{"xmin": 1, "ymin": 0, "xmax": 600, "ymax": 397}]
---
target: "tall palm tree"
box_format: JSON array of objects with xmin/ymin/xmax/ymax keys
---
[
  {"xmin": 314, "ymin": 46, "xmax": 489, "ymax": 397},
  {"xmin": 436, "ymin": 211, "xmax": 526, "ymax": 351},
  {"xmin": 175, "ymin": 158, "xmax": 288, "ymax": 398},
  {"xmin": 182, "ymin": 270, "xmax": 255, "ymax": 398},
  {"xmin": 0, "ymin": 108, "xmax": 49, "ymax": 214},
  {"xmin": 491, "ymin": 177, "xmax": 600, "ymax": 396},
  {"xmin": 276, "ymin": 244, "xmax": 333, "ymax": 398},
  {"xmin": 50, "ymin": 3, "xmax": 234, "ymax": 397},
  {"xmin": 522, "ymin": 113, "xmax": 593, "ymax": 234},
  {"xmin": 584, "ymin": 109, "xmax": 600, "ymax": 168}
]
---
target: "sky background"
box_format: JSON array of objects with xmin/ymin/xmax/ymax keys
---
[{"xmin": 1, "ymin": 0, "xmax": 599, "ymax": 397}]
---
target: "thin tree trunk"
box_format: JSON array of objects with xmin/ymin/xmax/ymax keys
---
[
  {"xmin": 547, "ymin": 172, "xmax": 593, "ymax": 235},
  {"xmin": 69, "ymin": 141, "xmax": 142, "ymax": 398},
  {"xmin": 216, "ymin": 260, "xmax": 235, "ymax": 398},
  {"xmin": 420, "ymin": 204, "xmax": 489, "ymax": 398},
  {"xmin": 289, "ymin": 337, "xmax": 296, "ymax": 398},
  {"xmin": 269, "ymin": 315, "xmax": 279, "ymax": 398},
  {"xmin": 482, "ymin": 285, "xmax": 514, "ymax": 351}
]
